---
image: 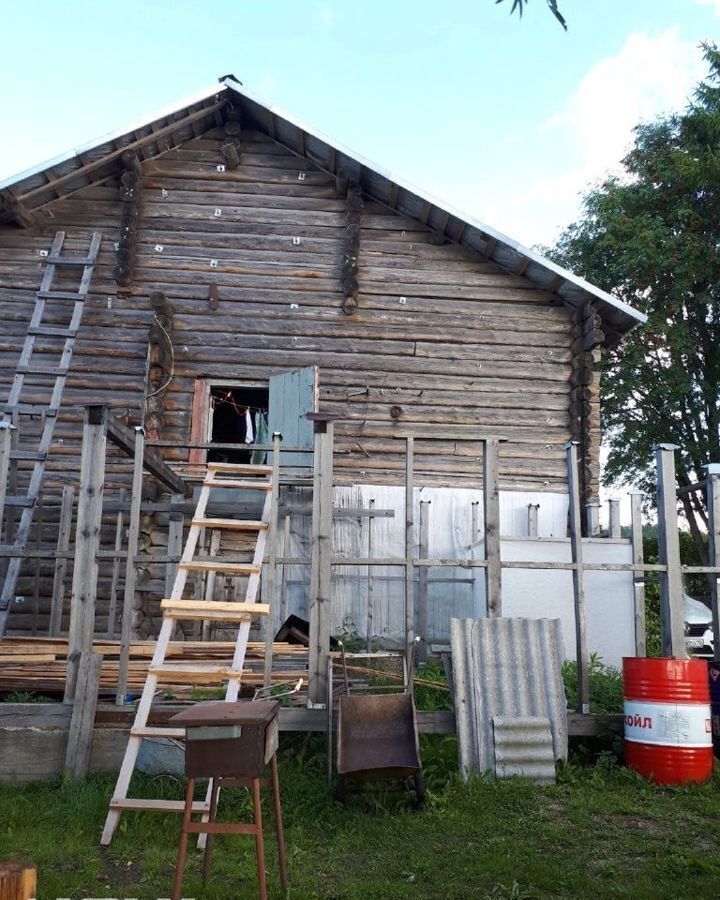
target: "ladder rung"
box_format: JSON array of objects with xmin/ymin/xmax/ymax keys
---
[
  {"xmin": 148, "ymin": 664, "xmax": 242, "ymax": 683},
  {"xmin": 45, "ymin": 255, "xmax": 95, "ymax": 266},
  {"xmin": 110, "ymin": 798, "xmax": 210, "ymax": 813},
  {"xmin": 26, "ymin": 325, "xmax": 78, "ymax": 338},
  {"xmin": 15, "ymin": 365, "xmax": 69, "ymax": 377},
  {"xmin": 4, "ymin": 404, "xmax": 57, "ymax": 417},
  {"xmin": 192, "ymin": 518, "xmax": 268, "ymax": 531},
  {"xmin": 3, "ymin": 496, "xmax": 35, "ymax": 508},
  {"xmin": 130, "ymin": 726, "xmax": 186, "ymax": 739},
  {"xmin": 9, "ymin": 450, "xmax": 46, "ymax": 461},
  {"xmin": 36, "ymin": 290, "xmax": 87, "ymax": 301},
  {"xmin": 161, "ymin": 599, "xmax": 270, "ymax": 621},
  {"xmin": 204, "ymin": 479, "xmax": 272, "ymax": 491},
  {"xmin": 206, "ymin": 463, "xmax": 273, "ymax": 474},
  {"xmin": 179, "ymin": 561, "xmax": 261, "ymax": 575}
]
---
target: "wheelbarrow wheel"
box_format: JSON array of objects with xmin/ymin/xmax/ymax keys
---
[
  {"xmin": 335, "ymin": 775, "xmax": 348, "ymax": 804},
  {"xmin": 413, "ymin": 774, "xmax": 427, "ymax": 808}
]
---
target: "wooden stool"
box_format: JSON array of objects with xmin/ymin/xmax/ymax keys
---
[{"xmin": 168, "ymin": 700, "xmax": 288, "ymax": 900}]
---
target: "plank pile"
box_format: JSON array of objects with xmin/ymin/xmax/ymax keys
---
[{"xmin": 0, "ymin": 637, "xmax": 308, "ymax": 697}]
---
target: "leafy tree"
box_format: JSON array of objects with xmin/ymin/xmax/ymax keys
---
[
  {"xmin": 548, "ymin": 44, "xmax": 720, "ymax": 563},
  {"xmin": 496, "ymin": 0, "xmax": 567, "ymax": 30}
]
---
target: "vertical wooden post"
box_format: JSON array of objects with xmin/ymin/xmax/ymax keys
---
[
  {"xmin": 116, "ymin": 427, "xmax": 144, "ymax": 705},
  {"xmin": 366, "ymin": 498, "xmax": 375, "ymax": 652},
  {"xmin": 405, "ymin": 436, "xmax": 415, "ymax": 680},
  {"xmin": 0, "ymin": 422, "xmax": 12, "ymax": 537},
  {"xmin": 527, "ymin": 503, "xmax": 539, "ymax": 538},
  {"xmin": 565, "ymin": 441, "xmax": 590, "ymax": 714},
  {"xmin": 279, "ymin": 513, "xmax": 291, "ymax": 627},
  {"xmin": 630, "ymin": 493, "xmax": 646, "ymax": 657},
  {"xmin": 654, "ymin": 444, "xmax": 685, "ymax": 658},
  {"xmin": 165, "ymin": 492, "xmax": 184, "ymax": 598},
  {"xmin": 49, "ymin": 484, "xmax": 74, "ymax": 636},
  {"xmin": 470, "ymin": 499, "xmax": 483, "ymax": 617},
  {"xmin": 484, "ymin": 438, "xmax": 502, "ymax": 617},
  {"xmin": 106, "ymin": 490, "xmax": 126, "ymax": 638},
  {"xmin": 704, "ymin": 464, "xmax": 720, "ymax": 662},
  {"xmin": 65, "ymin": 649, "xmax": 103, "ymax": 778},
  {"xmin": 65, "ymin": 405, "xmax": 107, "ymax": 703},
  {"xmin": 31, "ymin": 495, "xmax": 43, "ymax": 635},
  {"xmin": 608, "ymin": 499, "xmax": 621, "ymax": 539},
  {"xmin": 417, "ymin": 499, "xmax": 430, "ymax": 664},
  {"xmin": 308, "ymin": 416, "xmax": 334, "ymax": 706},
  {"xmin": 263, "ymin": 432, "xmax": 281, "ymax": 689},
  {"xmin": 585, "ymin": 504, "xmax": 600, "ymax": 537}
]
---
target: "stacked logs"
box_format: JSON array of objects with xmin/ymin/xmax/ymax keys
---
[
  {"xmin": 114, "ymin": 150, "xmax": 143, "ymax": 285},
  {"xmin": 339, "ymin": 178, "xmax": 363, "ymax": 315},
  {"xmin": 569, "ymin": 302, "xmax": 605, "ymax": 520}
]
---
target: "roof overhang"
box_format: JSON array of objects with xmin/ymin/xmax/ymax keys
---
[{"xmin": 0, "ymin": 79, "xmax": 646, "ymax": 344}]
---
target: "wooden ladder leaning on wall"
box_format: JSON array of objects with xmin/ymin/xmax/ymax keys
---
[
  {"xmin": 101, "ymin": 458, "xmax": 278, "ymax": 846},
  {"xmin": 0, "ymin": 230, "xmax": 102, "ymax": 637}
]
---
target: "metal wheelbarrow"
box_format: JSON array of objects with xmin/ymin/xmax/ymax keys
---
[{"xmin": 333, "ymin": 641, "xmax": 425, "ymax": 806}]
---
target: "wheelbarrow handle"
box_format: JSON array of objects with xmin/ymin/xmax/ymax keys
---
[{"xmin": 252, "ymin": 677, "xmax": 304, "ymax": 701}]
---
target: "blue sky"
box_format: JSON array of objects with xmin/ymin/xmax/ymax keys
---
[{"xmin": 1, "ymin": 0, "xmax": 719, "ymax": 248}]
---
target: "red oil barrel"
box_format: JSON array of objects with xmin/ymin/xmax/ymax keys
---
[{"xmin": 623, "ymin": 657, "xmax": 713, "ymax": 785}]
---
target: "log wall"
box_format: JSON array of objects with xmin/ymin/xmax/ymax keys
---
[{"xmin": 0, "ymin": 124, "xmax": 581, "ymax": 633}]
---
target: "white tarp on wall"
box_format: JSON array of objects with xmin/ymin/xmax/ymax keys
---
[{"xmin": 272, "ymin": 485, "xmax": 633, "ymax": 669}]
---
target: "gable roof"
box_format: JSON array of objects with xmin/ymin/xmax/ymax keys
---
[{"xmin": 0, "ymin": 79, "xmax": 646, "ymax": 344}]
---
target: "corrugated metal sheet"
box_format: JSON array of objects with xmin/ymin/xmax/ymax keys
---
[
  {"xmin": 450, "ymin": 617, "xmax": 568, "ymax": 779},
  {"xmin": 493, "ymin": 716, "xmax": 556, "ymax": 785}
]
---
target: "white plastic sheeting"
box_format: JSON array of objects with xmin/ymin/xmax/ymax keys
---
[
  {"xmin": 269, "ymin": 485, "xmax": 634, "ymax": 667},
  {"xmin": 451, "ymin": 617, "xmax": 568, "ymax": 779}
]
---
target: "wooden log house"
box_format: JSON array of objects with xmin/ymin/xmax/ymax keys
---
[{"xmin": 0, "ymin": 80, "xmax": 645, "ymax": 642}]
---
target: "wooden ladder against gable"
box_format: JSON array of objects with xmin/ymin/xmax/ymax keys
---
[
  {"xmin": 100, "ymin": 459, "xmax": 278, "ymax": 847},
  {"xmin": 0, "ymin": 230, "xmax": 102, "ymax": 636}
]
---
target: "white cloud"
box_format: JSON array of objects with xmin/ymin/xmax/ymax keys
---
[
  {"xmin": 508, "ymin": 29, "xmax": 705, "ymax": 245},
  {"xmin": 696, "ymin": 0, "xmax": 720, "ymax": 14},
  {"xmin": 319, "ymin": 4, "xmax": 333, "ymax": 26}
]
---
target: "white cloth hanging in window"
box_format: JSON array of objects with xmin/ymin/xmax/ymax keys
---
[{"xmin": 244, "ymin": 408, "xmax": 254, "ymax": 444}]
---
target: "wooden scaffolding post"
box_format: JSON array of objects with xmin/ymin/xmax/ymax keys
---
[
  {"xmin": 0, "ymin": 421, "xmax": 12, "ymax": 537},
  {"xmin": 49, "ymin": 484, "xmax": 74, "ymax": 636},
  {"xmin": 608, "ymin": 499, "xmax": 621, "ymax": 539},
  {"xmin": 484, "ymin": 438, "xmax": 502, "ymax": 617},
  {"xmin": 64, "ymin": 405, "xmax": 107, "ymax": 703},
  {"xmin": 585, "ymin": 503, "xmax": 600, "ymax": 537},
  {"xmin": 116, "ymin": 427, "xmax": 144, "ymax": 705},
  {"xmin": 405, "ymin": 436, "xmax": 415, "ymax": 681},
  {"xmin": 527, "ymin": 503, "xmax": 539, "ymax": 538},
  {"xmin": 654, "ymin": 444, "xmax": 685, "ymax": 658},
  {"xmin": 704, "ymin": 463, "xmax": 720, "ymax": 662},
  {"xmin": 308, "ymin": 415, "xmax": 334, "ymax": 706},
  {"xmin": 630, "ymin": 493, "xmax": 647, "ymax": 657},
  {"xmin": 106, "ymin": 490, "xmax": 126, "ymax": 638},
  {"xmin": 565, "ymin": 441, "xmax": 590, "ymax": 714},
  {"xmin": 263, "ymin": 432, "xmax": 282, "ymax": 688},
  {"xmin": 365, "ymin": 498, "xmax": 375, "ymax": 651},
  {"xmin": 417, "ymin": 499, "xmax": 430, "ymax": 664}
]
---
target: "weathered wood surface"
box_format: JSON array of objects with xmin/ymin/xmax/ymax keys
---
[{"xmin": 0, "ymin": 123, "xmax": 581, "ymax": 633}]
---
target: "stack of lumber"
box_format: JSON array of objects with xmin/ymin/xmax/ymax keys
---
[{"xmin": 0, "ymin": 637, "xmax": 308, "ymax": 697}]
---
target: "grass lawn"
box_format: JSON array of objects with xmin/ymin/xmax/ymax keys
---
[{"xmin": 1, "ymin": 734, "xmax": 720, "ymax": 899}]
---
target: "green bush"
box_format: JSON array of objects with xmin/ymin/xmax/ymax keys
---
[{"xmin": 562, "ymin": 653, "xmax": 623, "ymax": 714}]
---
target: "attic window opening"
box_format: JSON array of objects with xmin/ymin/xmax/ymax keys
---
[{"xmin": 208, "ymin": 385, "xmax": 269, "ymax": 464}]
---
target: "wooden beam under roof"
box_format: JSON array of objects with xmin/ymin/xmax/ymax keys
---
[
  {"xmin": 0, "ymin": 190, "xmax": 37, "ymax": 228},
  {"xmin": 17, "ymin": 100, "xmax": 225, "ymax": 205}
]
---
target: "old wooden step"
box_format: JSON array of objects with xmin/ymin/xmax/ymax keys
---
[
  {"xmin": 160, "ymin": 599, "xmax": 269, "ymax": 621},
  {"xmin": 178, "ymin": 561, "xmax": 260, "ymax": 575}
]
